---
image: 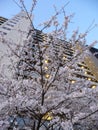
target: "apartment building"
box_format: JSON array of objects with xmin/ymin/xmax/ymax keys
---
[
  {"xmin": 0, "ymin": 11, "xmax": 98, "ymax": 88},
  {"xmin": 31, "ymin": 29, "xmax": 98, "ymax": 88}
]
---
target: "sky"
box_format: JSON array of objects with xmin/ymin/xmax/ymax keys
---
[{"xmin": 0, "ymin": 0, "xmax": 98, "ymax": 48}]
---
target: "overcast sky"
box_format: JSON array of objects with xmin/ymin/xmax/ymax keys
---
[{"xmin": 0, "ymin": 0, "xmax": 98, "ymax": 48}]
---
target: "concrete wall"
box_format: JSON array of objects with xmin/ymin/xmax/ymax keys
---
[{"xmin": 0, "ymin": 11, "xmax": 31, "ymax": 79}]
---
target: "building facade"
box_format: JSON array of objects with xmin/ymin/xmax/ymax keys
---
[
  {"xmin": 0, "ymin": 11, "xmax": 31, "ymax": 78},
  {"xmin": 0, "ymin": 11, "xmax": 98, "ymax": 87},
  {"xmin": 30, "ymin": 29, "xmax": 98, "ymax": 88}
]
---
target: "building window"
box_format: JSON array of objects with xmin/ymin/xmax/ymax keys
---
[
  {"xmin": 2, "ymin": 26, "xmax": 11, "ymax": 31},
  {"xmin": 12, "ymin": 18, "xmax": 19, "ymax": 22},
  {"xmin": 15, "ymin": 17, "xmax": 20, "ymax": 20},
  {"xmin": 0, "ymin": 31, "xmax": 7, "ymax": 35},
  {"xmin": 6, "ymin": 23, "xmax": 14, "ymax": 27},
  {"xmin": 9, "ymin": 21, "xmax": 17, "ymax": 25}
]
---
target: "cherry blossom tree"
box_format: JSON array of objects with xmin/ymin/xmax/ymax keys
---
[{"xmin": 0, "ymin": 0, "xmax": 98, "ymax": 130}]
